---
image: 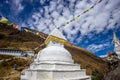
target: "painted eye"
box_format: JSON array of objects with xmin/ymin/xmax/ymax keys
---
[{"xmin": 52, "ymin": 41, "xmax": 55, "ymax": 44}]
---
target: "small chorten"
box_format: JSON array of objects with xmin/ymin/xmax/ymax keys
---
[
  {"xmin": 21, "ymin": 27, "xmax": 91, "ymax": 80},
  {"xmin": 113, "ymin": 32, "xmax": 120, "ymax": 59}
]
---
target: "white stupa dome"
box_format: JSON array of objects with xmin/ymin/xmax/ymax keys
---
[
  {"xmin": 35, "ymin": 28, "xmax": 74, "ymax": 64},
  {"xmin": 37, "ymin": 46, "xmax": 73, "ymax": 64}
]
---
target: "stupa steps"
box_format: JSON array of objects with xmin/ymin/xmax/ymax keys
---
[
  {"xmin": 23, "ymin": 69, "xmax": 87, "ymax": 79},
  {"xmin": 27, "ymin": 69, "xmax": 86, "ymax": 72},
  {"xmin": 34, "ymin": 76, "xmax": 91, "ymax": 80},
  {"xmin": 21, "ymin": 70, "xmax": 90, "ymax": 80},
  {"xmin": 21, "ymin": 77, "xmax": 91, "ymax": 80},
  {"xmin": 50, "ymin": 76, "xmax": 91, "ymax": 80},
  {"xmin": 30, "ymin": 63, "xmax": 81, "ymax": 70}
]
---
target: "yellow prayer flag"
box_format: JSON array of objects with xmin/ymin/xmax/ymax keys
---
[
  {"xmin": 74, "ymin": 16, "xmax": 78, "ymax": 21},
  {"xmin": 88, "ymin": 8, "xmax": 92, "ymax": 11},
  {"xmin": 24, "ymin": 29, "xmax": 29, "ymax": 32},
  {"xmin": 64, "ymin": 23, "xmax": 67, "ymax": 26},
  {"xmin": 36, "ymin": 32, "xmax": 39, "ymax": 35}
]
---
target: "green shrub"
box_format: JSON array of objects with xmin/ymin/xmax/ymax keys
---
[{"xmin": 92, "ymin": 69, "xmax": 104, "ymax": 80}]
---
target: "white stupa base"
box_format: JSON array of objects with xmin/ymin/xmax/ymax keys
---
[
  {"xmin": 21, "ymin": 63, "xmax": 91, "ymax": 80},
  {"xmin": 116, "ymin": 52, "xmax": 120, "ymax": 59}
]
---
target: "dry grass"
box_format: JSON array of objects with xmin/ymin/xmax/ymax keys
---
[
  {"xmin": 0, "ymin": 54, "xmax": 32, "ymax": 80},
  {"xmin": 65, "ymin": 42, "xmax": 109, "ymax": 75},
  {"xmin": 0, "ymin": 23, "xmax": 110, "ymax": 79}
]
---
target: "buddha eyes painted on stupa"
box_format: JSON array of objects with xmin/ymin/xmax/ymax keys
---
[
  {"xmin": 50, "ymin": 40, "xmax": 63, "ymax": 46},
  {"xmin": 52, "ymin": 40, "xmax": 56, "ymax": 44}
]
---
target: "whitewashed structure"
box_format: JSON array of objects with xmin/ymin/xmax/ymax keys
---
[
  {"xmin": 0, "ymin": 48, "xmax": 34, "ymax": 57},
  {"xmin": 21, "ymin": 28, "xmax": 91, "ymax": 80},
  {"xmin": 113, "ymin": 32, "xmax": 120, "ymax": 59}
]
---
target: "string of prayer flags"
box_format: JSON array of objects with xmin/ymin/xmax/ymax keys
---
[{"xmin": 60, "ymin": 0, "xmax": 102, "ymax": 28}]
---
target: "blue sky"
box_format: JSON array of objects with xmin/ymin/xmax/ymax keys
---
[{"xmin": 0, "ymin": 0, "xmax": 120, "ymax": 57}]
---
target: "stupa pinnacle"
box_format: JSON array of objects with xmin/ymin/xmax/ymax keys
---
[
  {"xmin": 45, "ymin": 28, "xmax": 66, "ymax": 45},
  {"xmin": 113, "ymin": 32, "xmax": 120, "ymax": 58}
]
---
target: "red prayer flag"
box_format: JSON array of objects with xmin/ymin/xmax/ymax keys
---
[
  {"xmin": 70, "ymin": 20, "xmax": 73, "ymax": 22},
  {"xmin": 12, "ymin": 23, "xmax": 19, "ymax": 29},
  {"xmin": 98, "ymin": 0, "xmax": 102, "ymax": 3}
]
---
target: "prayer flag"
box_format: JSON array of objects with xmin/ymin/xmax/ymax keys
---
[
  {"xmin": 70, "ymin": 19, "xmax": 73, "ymax": 22},
  {"xmin": 24, "ymin": 29, "xmax": 29, "ymax": 32},
  {"xmin": 74, "ymin": 16, "xmax": 78, "ymax": 21},
  {"xmin": 67, "ymin": 22, "xmax": 69, "ymax": 24},
  {"xmin": 64, "ymin": 23, "xmax": 67, "ymax": 26},
  {"xmin": 12, "ymin": 23, "xmax": 19, "ymax": 29},
  {"xmin": 0, "ymin": 17, "xmax": 13, "ymax": 25},
  {"xmin": 88, "ymin": 8, "xmax": 92, "ymax": 11},
  {"xmin": 98, "ymin": 0, "xmax": 102, "ymax": 3},
  {"xmin": 36, "ymin": 32, "xmax": 39, "ymax": 35},
  {"xmin": 91, "ymin": 5, "xmax": 94, "ymax": 9},
  {"xmin": 83, "ymin": 11, "xmax": 87, "ymax": 13}
]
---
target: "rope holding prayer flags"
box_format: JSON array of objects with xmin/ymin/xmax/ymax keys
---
[{"xmin": 58, "ymin": 0, "xmax": 103, "ymax": 28}]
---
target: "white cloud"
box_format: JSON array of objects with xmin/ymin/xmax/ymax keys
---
[
  {"xmin": 11, "ymin": 0, "xmax": 24, "ymax": 15},
  {"xmin": 40, "ymin": 0, "xmax": 45, "ymax": 4},
  {"xmin": 86, "ymin": 42, "xmax": 110, "ymax": 53},
  {"xmin": 24, "ymin": 0, "xmax": 120, "ymax": 44},
  {"xmin": 5, "ymin": 0, "xmax": 9, "ymax": 4},
  {"xmin": 99, "ymin": 54, "xmax": 107, "ymax": 58}
]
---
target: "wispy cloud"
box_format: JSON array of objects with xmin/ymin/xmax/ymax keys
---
[
  {"xmin": 23, "ymin": 0, "xmax": 120, "ymax": 44},
  {"xmin": 11, "ymin": 0, "xmax": 24, "ymax": 15},
  {"xmin": 99, "ymin": 54, "xmax": 107, "ymax": 58},
  {"xmin": 0, "ymin": 0, "xmax": 119, "ymax": 55},
  {"xmin": 86, "ymin": 42, "xmax": 110, "ymax": 53}
]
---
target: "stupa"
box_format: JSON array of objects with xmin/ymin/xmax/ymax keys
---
[
  {"xmin": 113, "ymin": 32, "xmax": 120, "ymax": 58},
  {"xmin": 21, "ymin": 28, "xmax": 91, "ymax": 80}
]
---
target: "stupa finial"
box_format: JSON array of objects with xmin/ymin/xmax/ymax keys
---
[
  {"xmin": 113, "ymin": 32, "xmax": 117, "ymax": 43},
  {"xmin": 45, "ymin": 26, "xmax": 66, "ymax": 45}
]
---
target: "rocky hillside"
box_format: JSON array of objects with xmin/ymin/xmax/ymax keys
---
[
  {"xmin": 0, "ymin": 54, "xmax": 32, "ymax": 80},
  {"xmin": 0, "ymin": 22, "xmax": 110, "ymax": 79},
  {"xmin": 104, "ymin": 61, "xmax": 120, "ymax": 80},
  {"xmin": 65, "ymin": 42, "xmax": 109, "ymax": 75},
  {"xmin": 0, "ymin": 23, "xmax": 46, "ymax": 51}
]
